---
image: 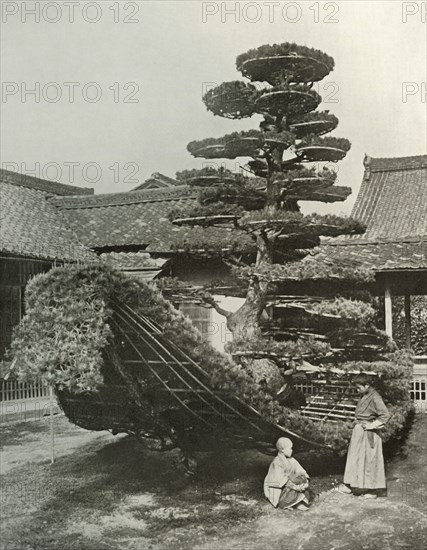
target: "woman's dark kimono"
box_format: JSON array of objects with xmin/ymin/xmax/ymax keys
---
[{"xmin": 344, "ymin": 388, "xmax": 391, "ymax": 490}]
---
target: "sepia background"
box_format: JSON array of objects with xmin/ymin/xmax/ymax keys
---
[{"xmin": 1, "ymin": 0, "xmax": 426, "ymax": 214}]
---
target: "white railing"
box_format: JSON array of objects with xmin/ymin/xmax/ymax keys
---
[{"xmin": 0, "ymin": 379, "xmax": 50, "ymax": 402}]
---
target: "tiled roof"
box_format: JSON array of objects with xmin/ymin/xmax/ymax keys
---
[
  {"xmin": 49, "ymin": 185, "xmax": 195, "ymax": 209},
  {"xmin": 0, "ymin": 181, "xmax": 94, "ymax": 261},
  {"xmin": 349, "ymin": 154, "xmax": 427, "ymax": 241},
  {"xmin": 5, "ymin": 154, "xmax": 424, "ymax": 273},
  {"xmin": 317, "ymin": 240, "xmax": 427, "ymax": 272},
  {"xmin": 323, "ymin": 154, "xmax": 427, "ymax": 272},
  {"xmin": 363, "ymin": 155, "xmax": 427, "ymax": 173},
  {"xmin": 0, "ymin": 169, "xmax": 94, "ymax": 196},
  {"xmin": 99, "ymin": 251, "xmax": 169, "ymax": 278},
  {"xmin": 131, "ymin": 172, "xmax": 180, "ymax": 191},
  {"xmin": 51, "ymin": 185, "xmax": 235, "ymax": 252}
]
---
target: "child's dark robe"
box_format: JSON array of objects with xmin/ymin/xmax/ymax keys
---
[{"xmin": 344, "ymin": 388, "xmax": 391, "ymax": 489}]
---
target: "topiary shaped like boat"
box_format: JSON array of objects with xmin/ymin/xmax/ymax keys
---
[{"xmin": 8, "ymin": 264, "xmax": 414, "ymax": 459}]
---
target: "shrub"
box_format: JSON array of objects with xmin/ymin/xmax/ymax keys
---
[{"xmin": 9, "ymin": 264, "xmax": 413, "ymax": 454}]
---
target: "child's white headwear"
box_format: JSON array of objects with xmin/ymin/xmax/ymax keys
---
[{"xmin": 276, "ymin": 437, "xmax": 292, "ymax": 452}]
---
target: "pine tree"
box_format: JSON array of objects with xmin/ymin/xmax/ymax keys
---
[
  {"xmin": 170, "ymin": 43, "xmax": 365, "ymax": 345},
  {"xmin": 8, "ymin": 44, "xmax": 410, "ymax": 454}
]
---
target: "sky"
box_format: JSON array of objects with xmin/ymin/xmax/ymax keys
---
[{"xmin": 1, "ymin": 0, "xmax": 426, "ymax": 215}]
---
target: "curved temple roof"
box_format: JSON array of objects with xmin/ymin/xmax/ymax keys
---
[{"xmin": 320, "ymin": 154, "xmax": 427, "ymax": 272}]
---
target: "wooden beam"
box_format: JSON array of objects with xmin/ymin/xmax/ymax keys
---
[
  {"xmin": 384, "ymin": 280, "xmax": 393, "ymax": 338},
  {"xmin": 404, "ymin": 293, "xmax": 411, "ymax": 349}
]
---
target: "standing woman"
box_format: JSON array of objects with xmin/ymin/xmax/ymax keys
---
[{"xmin": 339, "ymin": 374, "xmax": 391, "ymax": 498}]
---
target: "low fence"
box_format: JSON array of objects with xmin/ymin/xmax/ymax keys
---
[
  {"xmin": 1, "ymin": 358, "xmax": 426, "ymax": 412},
  {"xmin": 1, "ymin": 379, "xmax": 50, "ymax": 402}
]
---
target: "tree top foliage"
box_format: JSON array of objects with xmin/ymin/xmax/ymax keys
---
[
  {"xmin": 170, "ymin": 41, "xmax": 368, "ymax": 293},
  {"xmin": 236, "ymin": 43, "xmax": 335, "ymax": 84}
]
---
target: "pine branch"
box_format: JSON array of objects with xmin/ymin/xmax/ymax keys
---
[
  {"xmin": 223, "ymin": 255, "xmax": 247, "ymax": 269},
  {"xmin": 199, "ymin": 292, "xmax": 232, "ymax": 318}
]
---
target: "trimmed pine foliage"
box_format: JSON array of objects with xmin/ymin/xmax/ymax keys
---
[{"xmin": 9, "ymin": 264, "xmax": 413, "ymax": 454}]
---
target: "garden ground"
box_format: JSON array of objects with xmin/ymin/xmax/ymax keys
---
[{"xmin": 0, "ymin": 413, "xmax": 426, "ymax": 550}]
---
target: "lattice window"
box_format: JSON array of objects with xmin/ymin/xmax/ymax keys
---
[
  {"xmin": 411, "ymin": 379, "xmax": 426, "ymax": 404},
  {"xmin": 179, "ymin": 304, "xmax": 215, "ymax": 345},
  {"xmin": 0, "ymin": 286, "xmax": 22, "ymax": 359}
]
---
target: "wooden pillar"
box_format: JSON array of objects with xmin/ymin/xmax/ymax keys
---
[
  {"xmin": 49, "ymin": 386, "xmax": 55, "ymax": 464},
  {"xmin": 384, "ymin": 279, "xmax": 393, "ymax": 338},
  {"xmin": 404, "ymin": 293, "xmax": 411, "ymax": 349}
]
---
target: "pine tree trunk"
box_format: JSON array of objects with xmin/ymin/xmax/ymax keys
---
[
  {"xmin": 226, "ymin": 234, "xmax": 272, "ymax": 341},
  {"xmin": 227, "ymin": 278, "xmax": 266, "ymax": 341},
  {"xmin": 225, "ymin": 149, "xmax": 279, "ymax": 342}
]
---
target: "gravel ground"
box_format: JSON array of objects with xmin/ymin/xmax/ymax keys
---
[{"xmin": 0, "ymin": 413, "xmax": 425, "ymax": 550}]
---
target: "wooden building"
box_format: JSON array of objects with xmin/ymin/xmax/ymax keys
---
[
  {"xmin": 130, "ymin": 172, "xmax": 180, "ymax": 191},
  {"xmin": 312, "ymin": 154, "xmax": 427, "ymax": 409},
  {"xmin": 0, "ymin": 170, "xmax": 94, "ymax": 358},
  {"xmin": 1, "ymin": 156, "xmax": 426, "ymax": 406},
  {"xmin": 49, "ymin": 184, "xmax": 238, "ymax": 350},
  {"xmin": 1, "ymin": 172, "xmax": 233, "ymax": 360}
]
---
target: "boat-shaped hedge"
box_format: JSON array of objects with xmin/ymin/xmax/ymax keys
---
[{"xmin": 8, "ymin": 264, "xmax": 414, "ymax": 455}]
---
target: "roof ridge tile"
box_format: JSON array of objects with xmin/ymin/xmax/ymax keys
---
[
  {"xmin": 0, "ymin": 169, "xmax": 94, "ymax": 196},
  {"xmin": 364, "ymin": 154, "xmax": 427, "ymax": 172},
  {"xmin": 50, "ymin": 185, "xmax": 195, "ymax": 209}
]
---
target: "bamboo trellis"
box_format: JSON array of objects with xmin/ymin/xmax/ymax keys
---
[{"xmin": 111, "ymin": 302, "xmax": 323, "ymax": 448}]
